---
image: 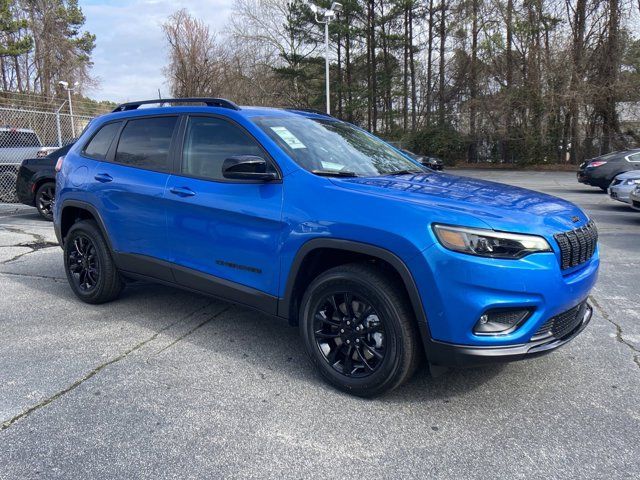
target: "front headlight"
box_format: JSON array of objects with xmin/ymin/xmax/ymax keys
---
[
  {"xmin": 432, "ymin": 224, "xmax": 552, "ymax": 259},
  {"xmin": 623, "ymin": 179, "xmax": 640, "ymax": 185}
]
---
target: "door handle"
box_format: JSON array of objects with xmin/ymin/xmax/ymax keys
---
[
  {"xmin": 94, "ymin": 173, "xmax": 113, "ymax": 183},
  {"xmin": 169, "ymin": 186, "xmax": 196, "ymax": 197}
]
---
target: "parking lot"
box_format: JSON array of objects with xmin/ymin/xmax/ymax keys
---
[{"xmin": 0, "ymin": 170, "xmax": 638, "ymax": 479}]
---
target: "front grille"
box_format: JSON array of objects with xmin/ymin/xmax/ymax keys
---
[
  {"xmin": 554, "ymin": 220, "xmax": 598, "ymax": 270},
  {"xmin": 533, "ymin": 302, "xmax": 585, "ymax": 340}
]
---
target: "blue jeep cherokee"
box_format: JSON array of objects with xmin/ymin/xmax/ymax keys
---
[{"xmin": 54, "ymin": 98, "xmax": 599, "ymax": 396}]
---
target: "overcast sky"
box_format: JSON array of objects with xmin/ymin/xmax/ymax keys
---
[{"xmin": 81, "ymin": 0, "xmax": 234, "ymax": 103}]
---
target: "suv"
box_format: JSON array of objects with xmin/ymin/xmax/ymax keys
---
[{"xmin": 54, "ymin": 98, "xmax": 599, "ymax": 397}]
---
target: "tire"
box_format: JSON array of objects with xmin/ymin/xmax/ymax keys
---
[
  {"xmin": 299, "ymin": 263, "xmax": 420, "ymax": 397},
  {"xmin": 63, "ymin": 220, "xmax": 124, "ymax": 304},
  {"xmin": 35, "ymin": 181, "xmax": 55, "ymax": 221}
]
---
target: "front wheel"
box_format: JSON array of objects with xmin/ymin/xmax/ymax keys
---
[{"xmin": 299, "ymin": 263, "xmax": 420, "ymax": 397}]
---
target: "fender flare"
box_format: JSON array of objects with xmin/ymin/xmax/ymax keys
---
[
  {"xmin": 279, "ymin": 238, "xmax": 433, "ymax": 351},
  {"xmin": 57, "ymin": 199, "xmax": 114, "ymax": 252}
]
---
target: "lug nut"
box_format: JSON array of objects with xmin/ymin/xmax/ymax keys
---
[
  {"xmin": 340, "ymin": 329, "xmax": 345, "ymax": 333},
  {"xmin": 346, "ymin": 340, "xmax": 351, "ymax": 344},
  {"xmin": 346, "ymin": 321, "xmax": 350, "ymax": 326}
]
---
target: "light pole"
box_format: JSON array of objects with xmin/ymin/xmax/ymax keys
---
[
  {"xmin": 58, "ymin": 80, "xmax": 79, "ymax": 138},
  {"xmin": 310, "ymin": 2, "xmax": 343, "ymax": 115}
]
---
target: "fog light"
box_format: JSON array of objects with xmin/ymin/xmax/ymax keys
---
[{"xmin": 473, "ymin": 309, "xmax": 532, "ymax": 335}]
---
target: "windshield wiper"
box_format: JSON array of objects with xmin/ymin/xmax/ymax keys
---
[
  {"xmin": 385, "ymin": 169, "xmax": 424, "ymax": 176},
  {"xmin": 311, "ymin": 169, "xmax": 359, "ymax": 177}
]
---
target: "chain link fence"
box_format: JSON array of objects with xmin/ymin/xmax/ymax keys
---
[{"xmin": 0, "ymin": 106, "xmax": 94, "ymax": 203}]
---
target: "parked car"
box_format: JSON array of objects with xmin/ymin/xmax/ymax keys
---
[
  {"xmin": 630, "ymin": 185, "xmax": 640, "ymax": 211},
  {"xmin": 0, "ymin": 127, "xmax": 56, "ymax": 163},
  {"xmin": 577, "ymin": 149, "xmax": 640, "ymax": 191},
  {"xmin": 54, "ymin": 98, "xmax": 599, "ymax": 397},
  {"xmin": 401, "ymin": 149, "xmax": 444, "ymax": 171},
  {"xmin": 16, "ymin": 143, "xmax": 74, "ymax": 220},
  {"xmin": 608, "ymin": 171, "xmax": 640, "ymax": 205}
]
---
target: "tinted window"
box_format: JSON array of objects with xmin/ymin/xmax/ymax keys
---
[
  {"xmin": 182, "ymin": 117, "xmax": 265, "ymax": 180},
  {"xmin": 0, "ymin": 131, "xmax": 41, "ymax": 147},
  {"xmin": 83, "ymin": 122, "xmax": 121, "ymax": 160},
  {"xmin": 627, "ymin": 152, "xmax": 640, "ymax": 162},
  {"xmin": 115, "ymin": 117, "xmax": 178, "ymax": 171}
]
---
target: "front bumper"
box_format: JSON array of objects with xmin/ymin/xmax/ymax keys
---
[
  {"xmin": 609, "ymin": 182, "xmax": 638, "ymax": 203},
  {"xmin": 427, "ymin": 302, "xmax": 592, "ymax": 367}
]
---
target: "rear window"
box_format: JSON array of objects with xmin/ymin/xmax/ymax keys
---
[
  {"xmin": 0, "ymin": 130, "xmax": 41, "ymax": 148},
  {"xmin": 115, "ymin": 116, "xmax": 178, "ymax": 172},
  {"xmin": 83, "ymin": 122, "xmax": 122, "ymax": 160}
]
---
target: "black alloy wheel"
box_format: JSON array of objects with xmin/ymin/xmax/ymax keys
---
[
  {"xmin": 35, "ymin": 182, "xmax": 55, "ymax": 221},
  {"xmin": 63, "ymin": 220, "xmax": 123, "ymax": 304},
  {"xmin": 68, "ymin": 234, "xmax": 100, "ymax": 293},
  {"xmin": 313, "ymin": 292, "xmax": 386, "ymax": 377},
  {"xmin": 300, "ymin": 263, "xmax": 420, "ymax": 397}
]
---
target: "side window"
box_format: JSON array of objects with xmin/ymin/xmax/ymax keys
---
[
  {"xmin": 115, "ymin": 116, "xmax": 178, "ymax": 172},
  {"xmin": 628, "ymin": 152, "xmax": 640, "ymax": 162},
  {"xmin": 83, "ymin": 122, "xmax": 121, "ymax": 160},
  {"xmin": 182, "ymin": 117, "xmax": 266, "ymax": 180}
]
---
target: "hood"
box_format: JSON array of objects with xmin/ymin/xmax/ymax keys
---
[{"xmin": 331, "ymin": 171, "xmax": 589, "ymax": 235}]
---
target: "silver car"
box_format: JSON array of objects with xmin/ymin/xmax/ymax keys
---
[
  {"xmin": 608, "ymin": 170, "xmax": 640, "ymax": 204},
  {"xmin": 630, "ymin": 185, "xmax": 640, "ymax": 211}
]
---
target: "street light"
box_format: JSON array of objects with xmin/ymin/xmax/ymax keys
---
[
  {"xmin": 58, "ymin": 80, "xmax": 79, "ymax": 138},
  {"xmin": 310, "ymin": 2, "xmax": 343, "ymax": 115}
]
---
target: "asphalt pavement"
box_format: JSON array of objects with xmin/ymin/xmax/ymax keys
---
[{"xmin": 0, "ymin": 170, "xmax": 638, "ymax": 479}]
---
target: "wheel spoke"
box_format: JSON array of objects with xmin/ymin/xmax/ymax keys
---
[
  {"xmin": 362, "ymin": 343, "xmax": 383, "ymax": 360},
  {"xmin": 327, "ymin": 342, "xmax": 343, "ymax": 364},
  {"xmin": 354, "ymin": 345, "xmax": 374, "ymax": 371},
  {"xmin": 343, "ymin": 293, "xmax": 355, "ymax": 317},
  {"xmin": 358, "ymin": 305, "xmax": 373, "ymax": 320},
  {"xmin": 315, "ymin": 312, "xmax": 340, "ymax": 327},
  {"xmin": 315, "ymin": 329, "xmax": 339, "ymax": 339},
  {"xmin": 342, "ymin": 345, "xmax": 354, "ymax": 375},
  {"xmin": 365, "ymin": 323, "xmax": 384, "ymax": 334},
  {"xmin": 328, "ymin": 294, "xmax": 339, "ymax": 314}
]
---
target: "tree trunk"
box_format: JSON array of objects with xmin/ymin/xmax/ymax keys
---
[
  {"xmin": 468, "ymin": 0, "xmax": 479, "ymax": 163},
  {"xmin": 569, "ymin": 0, "xmax": 586, "ymax": 163},
  {"xmin": 409, "ymin": 3, "xmax": 417, "ymax": 131},
  {"xmin": 426, "ymin": 0, "xmax": 434, "ymax": 127},
  {"xmin": 438, "ymin": 0, "xmax": 446, "ymax": 127}
]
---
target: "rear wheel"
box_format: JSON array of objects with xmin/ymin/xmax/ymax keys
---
[
  {"xmin": 35, "ymin": 181, "xmax": 55, "ymax": 221},
  {"xmin": 299, "ymin": 263, "xmax": 420, "ymax": 397},
  {"xmin": 63, "ymin": 220, "xmax": 123, "ymax": 304}
]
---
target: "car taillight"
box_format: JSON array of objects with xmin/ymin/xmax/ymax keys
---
[
  {"xmin": 55, "ymin": 155, "xmax": 65, "ymax": 172},
  {"xmin": 588, "ymin": 161, "xmax": 607, "ymax": 168}
]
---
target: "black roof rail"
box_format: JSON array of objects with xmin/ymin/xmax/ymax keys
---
[
  {"xmin": 112, "ymin": 98, "xmax": 241, "ymax": 113},
  {"xmin": 283, "ymin": 107, "xmax": 333, "ymax": 117}
]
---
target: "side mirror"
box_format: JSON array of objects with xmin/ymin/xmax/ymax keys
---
[{"xmin": 222, "ymin": 155, "xmax": 278, "ymax": 181}]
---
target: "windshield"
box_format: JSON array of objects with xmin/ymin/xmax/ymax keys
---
[{"xmin": 252, "ymin": 117, "xmax": 423, "ymax": 176}]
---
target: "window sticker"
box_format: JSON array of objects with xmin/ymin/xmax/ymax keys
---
[
  {"xmin": 270, "ymin": 126, "xmax": 306, "ymax": 149},
  {"xmin": 320, "ymin": 161, "xmax": 343, "ymax": 170}
]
